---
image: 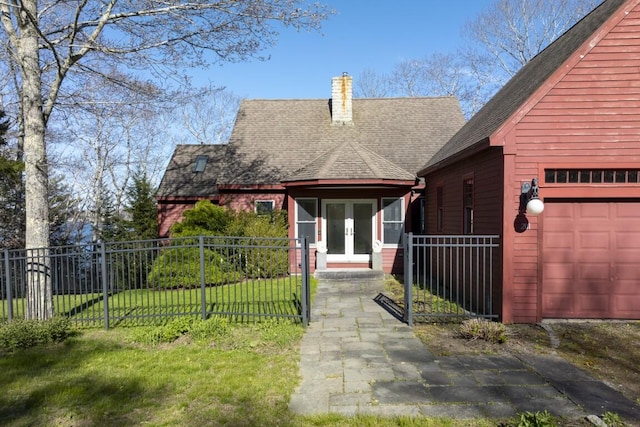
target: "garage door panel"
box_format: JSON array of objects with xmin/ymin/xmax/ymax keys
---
[
  {"xmin": 578, "ymin": 203, "xmax": 610, "ymax": 218},
  {"xmin": 578, "ymin": 232, "xmax": 609, "ymax": 249},
  {"xmin": 614, "ymin": 203, "xmax": 639, "ymax": 218},
  {"xmin": 614, "ymin": 295, "xmax": 640, "ymax": 315},
  {"xmin": 543, "ymin": 294, "xmax": 574, "ymax": 317},
  {"xmin": 578, "ymin": 294, "xmax": 611, "ymax": 317},
  {"xmin": 615, "ymin": 263, "xmax": 639, "ymax": 280},
  {"xmin": 543, "ymin": 263, "xmax": 573, "ymax": 280},
  {"xmin": 615, "ymin": 232, "xmax": 640, "ymax": 249},
  {"xmin": 577, "ymin": 263, "xmax": 610, "ymax": 281},
  {"xmin": 542, "ymin": 201, "xmax": 640, "ymax": 320}
]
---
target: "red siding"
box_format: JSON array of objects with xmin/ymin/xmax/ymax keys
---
[
  {"xmin": 424, "ymin": 149, "xmax": 504, "ymax": 236},
  {"xmin": 423, "ymin": 149, "xmax": 504, "ymax": 319},
  {"xmin": 157, "ymin": 200, "xmax": 198, "ymax": 238},
  {"xmin": 502, "ymin": 5, "xmax": 640, "ymax": 322}
]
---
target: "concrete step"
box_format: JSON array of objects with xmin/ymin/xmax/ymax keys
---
[{"xmin": 314, "ymin": 268, "xmax": 385, "ymax": 281}]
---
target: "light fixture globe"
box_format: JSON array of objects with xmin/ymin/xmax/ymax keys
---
[{"xmin": 526, "ymin": 198, "xmax": 544, "ymax": 216}]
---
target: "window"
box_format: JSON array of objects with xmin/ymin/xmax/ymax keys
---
[
  {"xmin": 436, "ymin": 186, "xmax": 444, "ymax": 232},
  {"xmin": 463, "ymin": 178, "xmax": 474, "ymax": 234},
  {"xmin": 382, "ymin": 198, "xmax": 403, "ymax": 245},
  {"xmin": 296, "ymin": 198, "xmax": 317, "ymax": 244},
  {"xmin": 255, "ymin": 200, "xmax": 275, "ymax": 215},
  {"xmin": 545, "ymin": 168, "xmax": 640, "ymax": 184},
  {"xmin": 193, "ymin": 155, "xmax": 208, "ymax": 173}
]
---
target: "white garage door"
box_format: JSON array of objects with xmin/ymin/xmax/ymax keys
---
[{"xmin": 542, "ymin": 201, "xmax": 640, "ymax": 319}]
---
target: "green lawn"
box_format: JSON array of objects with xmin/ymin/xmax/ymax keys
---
[
  {"xmin": 0, "ymin": 278, "xmax": 498, "ymax": 426},
  {"xmin": 1, "ymin": 276, "xmax": 306, "ymax": 328},
  {"xmin": 0, "ymin": 326, "xmax": 494, "ymax": 427}
]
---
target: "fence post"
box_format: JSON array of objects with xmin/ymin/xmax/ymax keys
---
[
  {"xmin": 403, "ymin": 233, "xmax": 413, "ymax": 326},
  {"xmin": 4, "ymin": 249, "xmax": 12, "ymax": 320},
  {"xmin": 199, "ymin": 236, "xmax": 207, "ymax": 320},
  {"xmin": 100, "ymin": 243, "xmax": 110, "ymax": 330},
  {"xmin": 299, "ymin": 237, "xmax": 310, "ymax": 326}
]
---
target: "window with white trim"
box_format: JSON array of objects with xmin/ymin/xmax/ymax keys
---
[
  {"xmin": 255, "ymin": 200, "xmax": 275, "ymax": 216},
  {"xmin": 382, "ymin": 198, "xmax": 403, "ymax": 245},
  {"xmin": 295, "ymin": 198, "xmax": 317, "ymax": 244}
]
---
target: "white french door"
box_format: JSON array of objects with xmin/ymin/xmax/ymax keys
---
[{"xmin": 322, "ymin": 200, "xmax": 376, "ymax": 262}]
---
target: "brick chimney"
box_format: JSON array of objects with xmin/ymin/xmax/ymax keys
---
[{"xmin": 331, "ymin": 72, "xmax": 353, "ymax": 125}]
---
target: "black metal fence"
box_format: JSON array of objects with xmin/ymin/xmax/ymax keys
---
[
  {"xmin": 0, "ymin": 236, "xmax": 310, "ymax": 328},
  {"xmin": 403, "ymin": 233, "xmax": 500, "ymax": 323}
]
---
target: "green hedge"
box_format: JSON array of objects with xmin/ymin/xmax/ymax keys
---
[
  {"xmin": 0, "ymin": 316, "xmax": 72, "ymax": 352},
  {"xmin": 147, "ymin": 247, "xmax": 242, "ymax": 289}
]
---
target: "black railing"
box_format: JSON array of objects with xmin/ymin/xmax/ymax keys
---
[
  {"xmin": 403, "ymin": 233, "xmax": 500, "ymax": 324},
  {"xmin": 0, "ymin": 236, "xmax": 310, "ymax": 328}
]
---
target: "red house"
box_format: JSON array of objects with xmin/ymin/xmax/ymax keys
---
[
  {"xmin": 156, "ymin": 74, "xmax": 465, "ymax": 274},
  {"xmin": 419, "ymin": 0, "xmax": 640, "ymax": 322}
]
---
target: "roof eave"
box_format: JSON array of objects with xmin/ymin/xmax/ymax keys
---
[
  {"xmin": 418, "ymin": 138, "xmax": 491, "ymax": 177},
  {"xmin": 282, "ymin": 178, "xmax": 416, "ymax": 188}
]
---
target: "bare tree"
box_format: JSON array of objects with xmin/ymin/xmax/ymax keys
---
[
  {"xmin": 462, "ymin": 0, "xmax": 604, "ymax": 88},
  {"xmin": 0, "ymin": 0, "xmax": 331, "ymax": 319},
  {"xmin": 171, "ymin": 83, "xmax": 242, "ymax": 145},
  {"xmin": 354, "ymin": 68, "xmax": 393, "ymax": 98},
  {"xmin": 355, "ymin": 0, "xmax": 603, "ymax": 118}
]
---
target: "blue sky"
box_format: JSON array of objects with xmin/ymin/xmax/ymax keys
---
[{"xmin": 197, "ymin": 2, "xmax": 490, "ymax": 99}]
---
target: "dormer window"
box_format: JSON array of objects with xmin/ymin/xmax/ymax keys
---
[{"xmin": 193, "ymin": 155, "xmax": 208, "ymax": 173}]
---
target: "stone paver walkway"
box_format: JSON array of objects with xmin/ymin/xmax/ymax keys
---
[{"xmin": 289, "ymin": 279, "xmax": 640, "ymax": 424}]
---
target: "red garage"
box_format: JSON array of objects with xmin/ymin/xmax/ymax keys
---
[{"xmin": 419, "ymin": 0, "xmax": 640, "ymax": 323}]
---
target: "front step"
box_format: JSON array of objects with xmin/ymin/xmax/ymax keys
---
[{"xmin": 314, "ymin": 268, "xmax": 384, "ymax": 282}]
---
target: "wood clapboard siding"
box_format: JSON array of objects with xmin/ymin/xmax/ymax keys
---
[
  {"xmin": 506, "ymin": 5, "xmax": 640, "ymax": 322},
  {"xmin": 424, "ymin": 149, "xmax": 504, "ymax": 319},
  {"xmin": 425, "ymin": 149, "xmax": 503, "ymax": 236}
]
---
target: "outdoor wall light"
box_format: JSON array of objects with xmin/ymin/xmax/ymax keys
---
[{"xmin": 520, "ymin": 178, "xmax": 544, "ymax": 216}]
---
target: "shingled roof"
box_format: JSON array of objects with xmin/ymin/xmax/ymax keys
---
[
  {"xmin": 419, "ymin": 0, "xmax": 626, "ymax": 174},
  {"xmin": 158, "ymin": 95, "xmax": 465, "ymax": 197},
  {"xmin": 156, "ymin": 144, "xmax": 226, "ymax": 198}
]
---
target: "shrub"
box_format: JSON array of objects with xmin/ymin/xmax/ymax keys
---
[
  {"xmin": 227, "ymin": 211, "xmax": 289, "ymax": 278},
  {"xmin": 602, "ymin": 411, "xmax": 625, "ymax": 427},
  {"xmin": 132, "ymin": 317, "xmax": 197, "ymax": 345},
  {"xmin": 516, "ymin": 410, "xmax": 557, "ymax": 427},
  {"xmin": 170, "ymin": 200, "xmax": 232, "ymax": 237},
  {"xmin": 0, "ymin": 316, "xmax": 72, "ymax": 352},
  {"xmin": 255, "ymin": 318, "xmax": 303, "ymax": 347},
  {"xmin": 147, "ymin": 246, "xmax": 242, "ymax": 289},
  {"xmin": 457, "ymin": 318, "xmax": 508, "ymax": 343},
  {"xmin": 189, "ymin": 316, "xmax": 230, "ymax": 342}
]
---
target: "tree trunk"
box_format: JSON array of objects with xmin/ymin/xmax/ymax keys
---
[{"xmin": 19, "ymin": 0, "xmax": 53, "ymax": 319}]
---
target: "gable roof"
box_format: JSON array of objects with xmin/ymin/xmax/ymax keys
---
[
  {"xmin": 225, "ymin": 97, "xmax": 464, "ymax": 185},
  {"xmin": 284, "ymin": 140, "xmax": 416, "ymax": 182},
  {"xmin": 156, "ymin": 144, "xmax": 226, "ymax": 198},
  {"xmin": 158, "ymin": 95, "xmax": 465, "ymax": 197},
  {"xmin": 419, "ymin": 0, "xmax": 628, "ymax": 175}
]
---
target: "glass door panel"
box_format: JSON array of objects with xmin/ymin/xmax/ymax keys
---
[
  {"xmin": 323, "ymin": 200, "xmax": 376, "ymax": 262},
  {"xmin": 326, "ymin": 202, "xmax": 346, "ymax": 255},
  {"xmin": 353, "ymin": 202, "xmax": 373, "ymax": 255}
]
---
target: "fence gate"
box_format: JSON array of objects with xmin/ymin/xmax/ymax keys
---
[{"xmin": 403, "ymin": 233, "xmax": 500, "ymax": 324}]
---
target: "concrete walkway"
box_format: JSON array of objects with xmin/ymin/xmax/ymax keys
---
[{"xmin": 289, "ymin": 279, "xmax": 640, "ymax": 424}]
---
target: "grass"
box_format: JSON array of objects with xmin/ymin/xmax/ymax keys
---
[
  {"xmin": 0, "ymin": 326, "xmax": 495, "ymax": 427},
  {"xmin": 2, "ymin": 276, "xmax": 637, "ymax": 426},
  {"xmin": 1, "ymin": 276, "xmax": 306, "ymax": 327}
]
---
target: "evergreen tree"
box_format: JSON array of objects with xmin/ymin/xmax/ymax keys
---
[
  {"xmin": 0, "ymin": 110, "xmax": 25, "ymax": 249},
  {"xmin": 96, "ymin": 185, "xmax": 127, "ymax": 242},
  {"xmin": 124, "ymin": 171, "xmax": 158, "ymax": 241},
  {"xmin": 48, "ymin": 174, "xmax": 82, "ymax": 246}
]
